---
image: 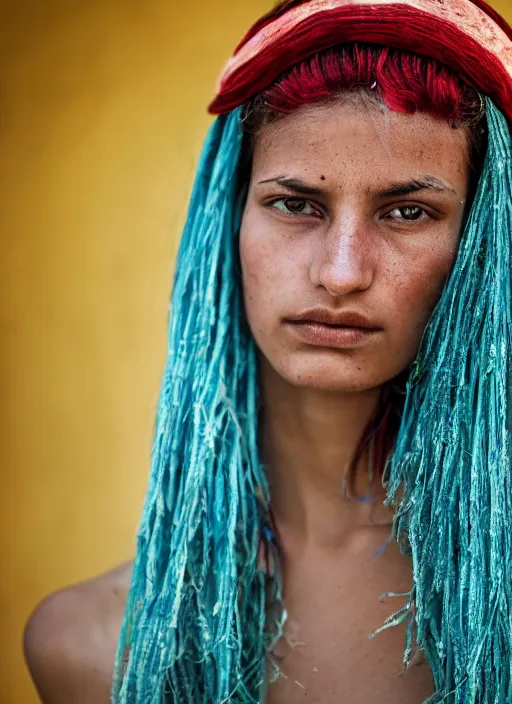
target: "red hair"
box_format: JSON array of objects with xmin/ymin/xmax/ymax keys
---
[{"xmin": 243, "ymin": 43, "xmax": 483, "ymax": 132}]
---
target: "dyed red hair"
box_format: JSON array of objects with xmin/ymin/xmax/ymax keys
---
[{"xmin": 243, "ymin": 43, "xmax": 483, "ymax": 134}]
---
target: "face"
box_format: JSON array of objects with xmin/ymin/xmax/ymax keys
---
[{"xmin": 239, "ymin": 99, "xmax": 470, "ymax": 393}]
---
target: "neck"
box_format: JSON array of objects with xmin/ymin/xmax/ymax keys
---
[{"xmin": 260, "ymin": 357, "xmax": 390, "ymax": 552}]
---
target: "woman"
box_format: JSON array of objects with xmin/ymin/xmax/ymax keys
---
[{"xmin": 24, "ymin": 0, "xmax": 512, "ymax": 702}]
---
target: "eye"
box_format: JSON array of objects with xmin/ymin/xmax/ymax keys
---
[
  {"xmin": 385, "ymin": 205, "xmax": 428, "ymax": 222},
  {"xmin": 269, "ymin": 197, "xmax": 321, "ymax": 217}
]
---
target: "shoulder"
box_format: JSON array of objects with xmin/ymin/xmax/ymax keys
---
[{"xmin": 23, "ymin": 561, "xmax": 133, "ymax": 704}]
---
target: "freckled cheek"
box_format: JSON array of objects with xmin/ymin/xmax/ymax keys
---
[
  {"xmin": 240, "ymin": 233, "xmax": 281, "ymax": 329},
  {"xmin": 390, "ymin": 244, "xmax": 458, "ymax": 337}
]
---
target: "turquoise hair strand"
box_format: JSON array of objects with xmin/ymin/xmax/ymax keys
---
[
  {"xmin": 111, "ymin": 110, "xmax": 284, "ymax": 703},
  {"xmin": 385, "ymin": 100, "xmax": 512, "ymax": 702}
]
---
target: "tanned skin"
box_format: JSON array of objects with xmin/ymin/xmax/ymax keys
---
[{"xmin": 24, "ymin": 561, "xmax": 133, "ymax": 704}]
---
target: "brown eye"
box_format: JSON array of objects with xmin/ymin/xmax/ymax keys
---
[
  {"xmin": 270, "ymin": 198, "xmax": 319, "ymax": 217},
  {"xmin": 284, "ymin": 198, "xmax": 307, "ymax": 213},
  {"xmin": 388, "ymin": 206, "xmax": 426, "ymax": 221}
]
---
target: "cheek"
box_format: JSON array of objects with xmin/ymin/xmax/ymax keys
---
[
  {"xmin": 390, "ymin": 233, "xmax": 459, "ymax": 336},
  {"xmin": 239, "ymin": 220, "xmax": 279, "ymax": 331}
]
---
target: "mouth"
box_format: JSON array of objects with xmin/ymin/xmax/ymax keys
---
[
  {"xmin": 287, "ymin": 321, "xmax": 381, "ymax": 348},
  {"xmin": 285, "ymin": 309, "xmax": 382, "ymax": 349}
]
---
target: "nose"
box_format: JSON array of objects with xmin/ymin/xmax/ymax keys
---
[{"xmin": 310, "ymin": 214, "xmax": 375, "ymax": 297}]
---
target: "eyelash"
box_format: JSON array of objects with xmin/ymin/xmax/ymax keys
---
[{"xmin": 268, "ymin": 197, "xmax": 431, "ymax": 223}]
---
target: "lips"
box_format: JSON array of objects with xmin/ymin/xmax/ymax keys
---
[
  {"xmin": 288, "ymin": 307, "xmax": 380, "ymax": 329},
  {"xmin": 285, "ymin": 307, "xmax": 382, "ymax": 348}
]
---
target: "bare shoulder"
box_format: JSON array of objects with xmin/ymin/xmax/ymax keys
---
[{"xmin": 24, "ymin": 561, "xmax": 134, "ymax": 704}]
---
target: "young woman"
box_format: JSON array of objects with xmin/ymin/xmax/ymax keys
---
[{"xmin": 24, "ymin": 1, "xmax": 512, "ymax": 702}]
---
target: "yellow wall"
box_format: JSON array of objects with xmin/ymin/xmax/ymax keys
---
[
  {"xmin": 1, "ymin": 1, "xmax": 510, "ymax": 702},
  {"xmin": 495, "ymin": 0, "xmax": 511, "ymax": 19},
  {"xmin": 0, "ymin": 2, "xmax": 270, "ymax": 701}
]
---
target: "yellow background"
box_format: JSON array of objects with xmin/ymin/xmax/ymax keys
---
[{"xmin": 1, "ymin": 1, "xmax": 510, "ymax": 701}]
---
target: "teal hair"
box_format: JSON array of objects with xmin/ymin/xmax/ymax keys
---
[
  {"xmin": 112, "ymin": 100, "xmax": 512, "ymax": 703},
  {"xmin": 384, "ymin": 100, "xmax": 512, "ymax": 702},
  {"xmin": 111, "ymin": 109, "xmax": 284, "ymax": 703}
]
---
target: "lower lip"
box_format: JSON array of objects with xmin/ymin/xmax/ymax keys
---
[{"xmin": 287, "ymin": 321, "xmax": 381, "ymax": 348}]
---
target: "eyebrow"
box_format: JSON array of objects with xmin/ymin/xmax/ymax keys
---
[
  {"xmin": 257, "ymin": 176, "xmax": 324, "ymax": 196},
  {"xmin": 377, "ymin": 177, "xmax": 457, "ymax": 198},
  {"xmin": 256, "ymin": 175, "xmax": 457, "ymax": 198}
]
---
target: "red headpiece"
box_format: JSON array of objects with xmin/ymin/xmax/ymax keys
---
[{"xmin": 209, "ymin": 0, "xmax": 512, "ymax": 122}]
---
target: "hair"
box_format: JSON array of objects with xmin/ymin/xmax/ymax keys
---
[{"xmin": 244, "ymin": 43, "xmax": 484, "ymax": 126}]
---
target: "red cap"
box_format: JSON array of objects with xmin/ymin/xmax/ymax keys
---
[{"xmin": 208, "ymin": 0, "xmax": 512, "ymax": 122}]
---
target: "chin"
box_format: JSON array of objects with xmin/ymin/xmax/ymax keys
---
[{"xmin": 273, "ymin": 351, "xmax": 394, "ymax": 393}]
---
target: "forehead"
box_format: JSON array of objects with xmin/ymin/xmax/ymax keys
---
[{"xmin": 252, "ymin": 101, "xmax": 469, "ymax": 190}]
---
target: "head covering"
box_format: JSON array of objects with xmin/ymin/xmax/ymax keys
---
[
  {"xmin": 210, "ymin": 0, "xmax": 512, "ymax": 120},
  {"xmin": 112, "ymin": 2, "xmax": 512, "ymax": 703}
]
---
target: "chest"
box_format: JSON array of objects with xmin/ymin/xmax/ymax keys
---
[{"xmin": 265, "ymin": 536, "xmax": 434, "ymax": 704}]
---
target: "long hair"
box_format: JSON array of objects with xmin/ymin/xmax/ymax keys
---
[{"xmin": 112, "ymin": 42, "xmax": 512, "ymax": 704}]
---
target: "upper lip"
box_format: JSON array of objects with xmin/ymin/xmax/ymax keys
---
[{"xmin": 287, "ymin": 307, "xmax": 381, "ymax": 329}]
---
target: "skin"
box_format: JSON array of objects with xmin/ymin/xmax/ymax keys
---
[
  {"xmin": 24, "ymin": 562, "xmax": 133, "ymax": 704},
  {"xmin": 24, "ymin": 99, "xmax": 470, "ymax": 703}
]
